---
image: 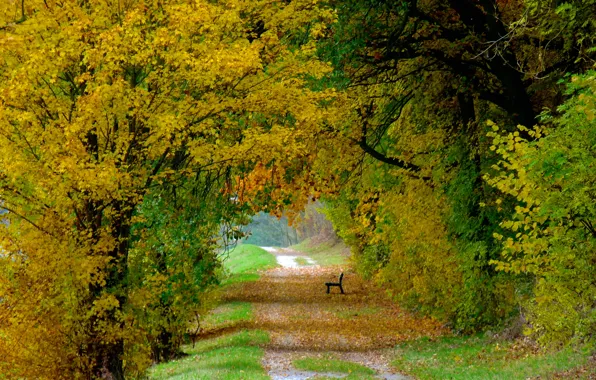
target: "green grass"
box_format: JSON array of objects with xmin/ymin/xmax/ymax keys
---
[
  {"xmin": 148, "ymin": 245, "xmax": 276, "ymax": 379},
  {"xmin": 149, "ymin": 330, "xmax": 269, "ymax": 380},
  {"xmin": 220, "ymin": 272, "xmax": 260, "ymax": 286},
  {"xmin": 223, "ymin": 244, "xmax": 278, "ymax": 274},
  {"xmin": 294, "ymin": 257, "xmax": 312, "ymax": 266},
  {"xmin": 394, "ymin": 335, "xmax": 592, "ymax": 379},
  {"xmin": 220, "ymin": 244, "xmax": 277, "ymax": 285},
  {"xmin": 290, "ymin": 238, "xmax": 349, "ymax": 266},
  {"xmin": 201, "ymin": 301, "xmax": 252, "ymax": 332},
  {"xmin": 293, "ymin": 356, "xmax": 376, "ymax": 376}
]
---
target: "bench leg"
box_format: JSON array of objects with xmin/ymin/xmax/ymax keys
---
[
  {"xmin": 340, "ymin": 285, "xmax": 344, "ymax": 294},
  {"xmin": 326, "ymin": 285, "xmax": 330, "ymax": 294}
]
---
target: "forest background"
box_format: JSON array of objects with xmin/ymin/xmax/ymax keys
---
[{"xmin": 0, "ymin": 0, "xmax": 594, "ymax": 378}]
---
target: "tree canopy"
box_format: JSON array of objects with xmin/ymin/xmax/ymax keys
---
[{"xmin": 0, "ymin": 0, "xmax": 594, "ymax": 377}]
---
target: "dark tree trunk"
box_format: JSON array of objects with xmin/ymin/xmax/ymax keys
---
[
  {"xmin": 449, "ymin": 0, "xmax": 537, "ymax": 128},
  {"xmin": 85, "ymin": 200, "xmax": 133, "ymax": 380},
  {"xmin": 151, "ymin": 248, "xmax": 178, "ymax": 363},
  {"xmin": 153, "ymin": 329, "xmax": 175, "ymax": 363},
  {"xmin": 96, "ymin": 342, "xmax": 126, "ymax": 380}
]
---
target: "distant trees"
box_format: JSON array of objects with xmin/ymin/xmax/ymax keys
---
[
  {"xmin": 243, "ymin": 212, "xmax": 300, "ymax": 247},
  {"xmin": 243, "ymin": 201, "xmax": 338, "ymax": 247}
]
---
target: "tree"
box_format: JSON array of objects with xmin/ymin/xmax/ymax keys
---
[
  {"xmin": 0, "ymin": 0, "xmax": 336, "ymax": 377},
  {"xmin": 314, "ymin": 0, "xmax": 595, "ymax": 330},
  {"xmin": 127, "ymin": 175, "xmax": 240, "ymax": 367}
]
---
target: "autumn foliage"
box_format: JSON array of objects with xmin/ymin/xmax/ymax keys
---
[
  {"xmin": 0, "ymin": 0, "xmax": 336, "ymax": 377},
  {"xmin": 0, "ymin": 0, "xmax": 595, "ymax": 377},
  {"xmin": 314, "ymin": 0, "xmax": 596, "ymax": 342}
]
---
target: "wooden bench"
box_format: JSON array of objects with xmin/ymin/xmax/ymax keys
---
[{"xmin": 325, "ymin": 273, "xmax": 344, "ymax": 294}]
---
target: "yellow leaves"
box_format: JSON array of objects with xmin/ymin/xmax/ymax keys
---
[
  {"xmin": 92, "ymin": 294, "xmax": 120, "ymax": 317},
  {"xmin": 0, "ymin": 0, "xmax": 341, "ymax": 375},
  {"xmin": 488, "ymin": 120, "xmax": 499, "ymax": 131},
  {"xmin": 485, "ymin": 121, "xmax": 561, "ymax": 277}
]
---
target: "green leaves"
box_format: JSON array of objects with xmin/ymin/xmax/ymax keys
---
[{"xmin": 486, "ymin": 72, "xmax": 596, "ymax": 346}]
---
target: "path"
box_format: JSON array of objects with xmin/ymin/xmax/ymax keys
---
[{"xmin": 223, "ymin": 247, "xmax": 445, "ymax": 379}]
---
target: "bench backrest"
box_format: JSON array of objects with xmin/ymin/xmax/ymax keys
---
[{"xmin": 338, "ymin": 272, "xmax": 344, "ymax": 283}]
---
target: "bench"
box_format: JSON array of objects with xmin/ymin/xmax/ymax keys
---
[{"xmin": 325, "ymin": 273, "xmax": 344, "ymax": 294}]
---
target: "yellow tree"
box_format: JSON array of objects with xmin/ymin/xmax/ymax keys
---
[{"xmin": 0, "ymin": 0, "xmax": 336, "ymax": 378}]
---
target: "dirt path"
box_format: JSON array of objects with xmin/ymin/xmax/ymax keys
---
[{"xmin": 223, "ymin": 247, "xmax": 446, "ymax": 379}]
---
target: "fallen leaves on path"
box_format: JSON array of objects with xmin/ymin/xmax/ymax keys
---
[{"xmin": 222, "ymin": 265, "xmax": 446, "ymax": 351}]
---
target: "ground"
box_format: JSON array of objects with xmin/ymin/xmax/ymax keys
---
[
  {"xmin": 149, "ymin": 244, "xmax": 595, "ymax": 379},
  {"xmin": 220, "ymin": 247, "xmax": 445, "ymax": 379}
]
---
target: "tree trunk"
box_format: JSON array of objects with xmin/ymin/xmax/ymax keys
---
[
  {"xmin": 151, "ymin": 248, "xmax": 178, "ymax": 363},
  {"xmin": 449, "ymin": 0, "xmax": 537, "ymax": 128},
  {"xmin": 96, "ymin": 342, "xmax": 126, "ymax": 380},
  {"xmin": 85, "ymin": 201, "xmax": 133, "ymax": 379}
]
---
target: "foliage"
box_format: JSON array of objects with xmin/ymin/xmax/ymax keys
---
[
  {"xmin": 126, "ymin": 183, "xmax": 233, "ymax": 366},
  {"xmin": 486, "ymin": 72, "xmax": 596, "ymax": 346},
  {"xmin": 322, "ymin": 171, "xmax": 477, "ymax": 327},
  {"xmin": 1, "ymin": 0, "xmax": 595, "ymax": 376},
  {"xmin": 312, "ymin": 0, "xmax": 596, "ymax": 335},
  {"xmin": 524, "ymin": 0, "xmax": 596, "ymax": 57},
  {"xmin": 393, "ymin": 335, "xmax": 591, "ymax": 379},
  {"xmin": 293, "ymin": 200, "xmax": 339, "ymax": 243},
  {"xmin": 0, "ymin": 0, "xmax": 337, "ymax": 377}
]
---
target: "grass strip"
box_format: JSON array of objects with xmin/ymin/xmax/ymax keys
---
[
  {"xmin": 290, "ymin": 238, "xmax": 349, "ymax": 266},
  {"xmin": 394, "ymin": 335, "xmax": 592, "ymax": 379},
  {"xmin": 220, "ymin": 244, "xmax": 277, "ymax": 285},
  {"xmin": 294, "ymin": 257, "xmax": 312, "ymax": 266},
  {"xmin": 149, "ymin": 330, "xmax": 269, "ymax": 380},
  {"xmin": 293, "ymin": 356, "xmax": 376, "ymax": 375},
  {"xmin": 200, "ymin": 301, "xmax": 252, "ymax": 332},
  {"xmin": 149, "ymin": 244, "xmax": 275, "ymax": 379}
]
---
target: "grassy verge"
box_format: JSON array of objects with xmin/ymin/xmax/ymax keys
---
[
  {"xmin": 294, "ymin": 356, "xmax": 376, "ymax": 376},
  {"xmin": 149, "ymin": 330, "xmax": 269, "ymax": 380},
  {"xmin": 220, "ymin": 244, "xmax": 277, "ymax": 285},
  {"xmin": 394, "ymin": 335, "xmax": 592, "ymax": 379},
  {"xmin": 151, "ymin": 304, "xmax": 266, "ymax": 379},
  {"xmin": 290, "ymin": 238, "xmax": 350, "ymax": 266},
  {"xmin": 148, "ymin": 244, "xmax": 276, "ymax": 379},
  {"xmin": 200, "ymin": 301, "xmax": 252, "ymax": 333}
]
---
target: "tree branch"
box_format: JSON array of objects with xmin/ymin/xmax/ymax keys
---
[{"xmin": 353, "ymin": 137, "xmax": 431, "ymax": 183}]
